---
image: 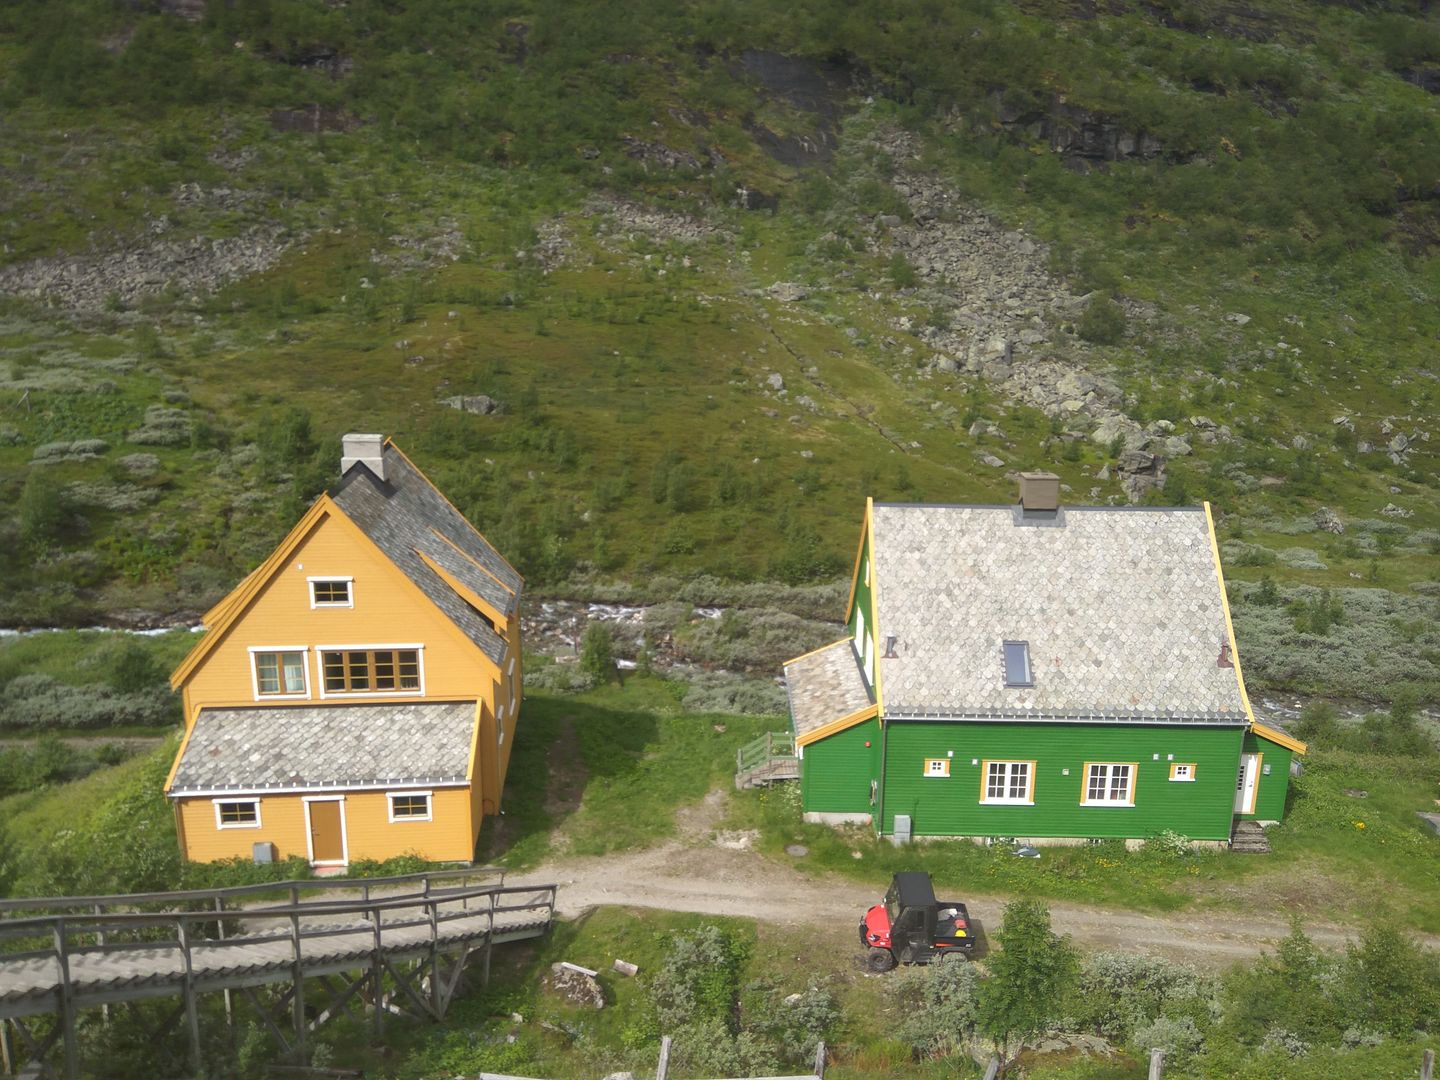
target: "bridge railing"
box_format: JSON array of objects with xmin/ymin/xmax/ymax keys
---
[
  {"xmin": 0, "ymin": 880, "xmax": 557, "ymax": 978},
  {"xmin": 0, "ymin": 864, "xmax": 509, "ymax": 920}
]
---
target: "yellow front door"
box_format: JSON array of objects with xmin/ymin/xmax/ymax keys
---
[{"xmin": 308, "ymin": 800, "xmax": 345, "ymax": 864}]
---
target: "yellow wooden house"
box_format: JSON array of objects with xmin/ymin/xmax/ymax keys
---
[{"xmin": 165, "ymin": 434, "xmax": 523, "ymax": 868}]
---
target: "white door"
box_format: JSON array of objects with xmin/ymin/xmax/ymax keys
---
[{"xmin": 1234, "ymin": 753, "xmax": 1260, "ymax": 815}]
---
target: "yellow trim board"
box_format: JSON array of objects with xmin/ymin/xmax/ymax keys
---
[
  {"xmin": 782, "ymin": 637, "xmax": 854, "ymax": 669},
  {"xmin": 868, "ymin": 502, "xmax": 884, "ymax": 715},
  {"xmin": 417, "ymin": 551, "xmax": 509, "ymax": 634},
  {"xmin": 843, "ymin": 499, "xmax": 873, "ymax": 618},
  {"xmin": 1203, "ymin": 501, "xmax": 1256, "ymax": 724},
  {"xmin": 1251, "ymin": 721, "xmax": 1307, "ymax": 755},
  {"xmin": 795, "ymin": 704, "xmax": 879, "ymax": 748}
]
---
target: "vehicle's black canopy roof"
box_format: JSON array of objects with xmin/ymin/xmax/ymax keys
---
[{"xmin": 893, "ymin": 871, "xmax": 936, "ymax": 909}]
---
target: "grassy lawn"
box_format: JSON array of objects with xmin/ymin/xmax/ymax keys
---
[{"xmin": 480, "ymin": 678, "xmax": 775, "ymax": 868}]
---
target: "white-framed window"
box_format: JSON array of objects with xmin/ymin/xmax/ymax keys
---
[
  {"xmin": 249, "ymin": 647, "xmax": 309, "ymax": 699},
  {"xmin": 387, "ymin": 791, "xmax": 432, "ymax": 822},
  {"xmin": 507, "ymin": 655, "xmax": 516, "ymax": 678},
  {"xmin": 213, "ymin": 798, "xmax": 261, "ymax": 829},
  {"xmin": 854, "ymin": 605, "xmax": 866, "ymax": 658},
  {"xmin": 1082, "ymin": 763, "xmax": 1136, "ymax": 806},
  {"xmin": 308, "ymin": 577, "xmax": 354, "ymax": 608},
  {"xmin": 924, "ymin": 758, "xmax": 951, "ymax": 778},
  {"xmin": 981, "ymin": 760, "xmax": 1035, "ymax": 805},
  {"xmin": 1169, "ymin": 763, "xmax": 1197, "ymax": 782},
  {"xmin": 316, "ymin": 644, "xmax": 425, "ymax": 697}
]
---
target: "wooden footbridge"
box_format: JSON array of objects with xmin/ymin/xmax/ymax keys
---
[{"xmin": 0, "ymin": 869, "xmax": 556, "ymax": 1079}]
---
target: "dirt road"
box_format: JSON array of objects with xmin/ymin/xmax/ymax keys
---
[{"xmin": 504, "ymin": 792, "xmax": 1381, "ymax": 967}]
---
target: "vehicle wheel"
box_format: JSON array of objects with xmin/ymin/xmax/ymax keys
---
[
  {"xmin": 866, "ymin": 947, "xmax": 896, "ymax": 973},
  {"xmin": 939, "ymin": 950, "xmax": 969, "ymax": 964}
]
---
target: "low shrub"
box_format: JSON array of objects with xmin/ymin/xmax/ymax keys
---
[{"xmin": 0, "ymin": 674, "xmax": 179, "ymax": 729}]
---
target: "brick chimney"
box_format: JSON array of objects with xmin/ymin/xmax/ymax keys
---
[
  {"xmin": 340, "ymin": 433, "xmax": 386, "ymax": 482},
  {"xmin": 1018, "ymin": 471, "xmax": 1060, "ymax": 512}
]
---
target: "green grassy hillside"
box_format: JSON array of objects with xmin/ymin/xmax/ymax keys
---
[{"xmin": 0, "ymin": 0, "xmax": 1436, "ymax": 699}]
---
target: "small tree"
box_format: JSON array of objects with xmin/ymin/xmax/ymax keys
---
[
  {"xmin": 978, "ymin": 900, "xmax": 1079, "ymax": 1071},
  {"xmin": 579, "ymin": 622, "xmax": 616, "ymax": 683}
]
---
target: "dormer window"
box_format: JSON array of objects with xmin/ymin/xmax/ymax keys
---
[
  {"xmin": 1002, "ymin": 640, "xmax": 1033, "ymax": 688},
  {"xmin": 309, "ymin": 578, "xmax": 353, "ymax": 608}
]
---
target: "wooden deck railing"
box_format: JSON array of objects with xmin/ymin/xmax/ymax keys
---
[{"xmin": 736, "ymin": 731, "xmax": 796, "ymax": 777}]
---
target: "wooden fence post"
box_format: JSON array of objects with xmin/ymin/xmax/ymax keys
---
[
  {"xmin": 290, "ymin": 907, "xmax": 307, "ymax": 1062},
  {"xmin": 655, "ymin": 1034, "xmax": 671, "ymax": 1080},
  {"xmin": 1148, "ymin": 1048, "xmax": 1166, "ymax": 1079},
  {"xmin": 54, "ymin": 919, "xmax": 78, "ymax": 1080},
  {"xmin": 812, "ymin": 1039, "xmax": 826, "ymax": 1078},
  {"xmin": 1421, "ymin": 1048, "xmax": 1434, "ymax": 1080},
  {"xmin": 982, "ymin": 1059, "xmax": 1000, "ymax": 1080},
  {"xmin": 1, "ymin": 1019, "xmax": 14, "ymax": 1075}
]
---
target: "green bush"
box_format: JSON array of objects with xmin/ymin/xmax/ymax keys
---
[
  {"xmin": 1076, "ymin": 296, "xmax": 1127, "ymax": 345},
  {"xmin": 0, "ymin": 674, "xmax": 179, "ymax": 729},
  {"xmin": 580, "ymin": 622, "xmax": 617, "ymax": 683},
  {"xmin": 892, "ymin": 958, "xmax": 981, "ymax": 1058}
]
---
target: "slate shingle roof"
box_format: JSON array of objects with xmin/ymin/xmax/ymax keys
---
[
  {"xmin": 169, "ymin": 702, "xmax": 477, "ymax": 793},
  {"xmin": 783, "ymin": 639, "xmax": 874, "ymax": 738},
  {"xmin": 331, "ymin": 445, "xmax": 517, "ymax": 663},
  {"xmin": 870, "ymin": 504, "xmax": 1247, "ymax": 723}
]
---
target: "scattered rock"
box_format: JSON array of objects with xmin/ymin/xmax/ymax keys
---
[
  {"xmin": 768, "ymin": 281, "xmax": 809, "ymax": 302},
  {"xmin": 785, "ymin": 844, "xmax": 809, "ymax": 857},
  {"xmin": 767, "ymin": 372, "xmax": 785, "ymax": 391},
  {"xmin": 440, "ymin": 394, "xmax": 503, "ymax": 415},
  {"xmin": 977, "ymin": 452, "xmax": 1006, "ymax": 468},
  {"xmin": 1224, "ymin": 312, "xmax": 1252, "ymax": 326},
  {"xmin": 1344, "ymin": 789, "xmax": 1369, "ymax": 799},
  {"xmin": 547, "ymin": 964, "xmax": 605, "ymax": 1009},
  {"xmin": 1380, "ymin": 503, "xmax": 1414, "ymax": 518},
  {"xmin": 1387, "ymin": 434, "xmax": 1410, "ymax": 454},
  {"xmin": 1312, "ymin": 507, "xmax": 1344, "ymax": 534},
  {"xmin": 612, "ymin": 959, "xmax": 639, "ymax": 978},
  {"xmin": 1190, "ymin": 415, "xmax": 1217, "ymax": 430}
]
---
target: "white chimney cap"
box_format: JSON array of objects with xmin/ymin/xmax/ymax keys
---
[{"xmin": 341, "ymin": 433, "xmax": 386, "ymax": 481}]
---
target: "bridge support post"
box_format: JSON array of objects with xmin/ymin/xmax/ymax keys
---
[
  {"xmin": 1, "ymin": 1019, "xmax": 14, "ymax": 1075},
  {"xmin": 289, "ymin": 906, "xmax": 307, "ymax": 1063},
  {"xmin": 177, "ymin": 918, "xmax": 202, "ymax": 1074},
  {"xmin": 54, "ymin": 921, "xmax": 78, "ymax": 1080},
  {"xmin": 370, "ymin": 915, "xmax": 385, "ymax": 1038}
]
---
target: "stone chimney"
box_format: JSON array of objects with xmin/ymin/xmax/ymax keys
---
[
  {"xmin": 1018, "ymin": 471, "xmax": 1060, "ymax": 512},
  {"xmin": 340, "ymin": 433, "xmax": 386, "ymax": 482}
]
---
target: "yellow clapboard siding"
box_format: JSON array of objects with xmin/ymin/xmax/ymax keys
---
[
  {"xmin": 177, "ymin": 789, "xmax": 477, "ymax": 864},
  {"xmin": 180, "ymin": 510, "xmax": 497, "ymax": 723}
]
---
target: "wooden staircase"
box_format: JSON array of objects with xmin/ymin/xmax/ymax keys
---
[
  {"xmin": 735, "ymin": 731, "xmax": 799, "ymax": 790},
  {"xmin": 1230, "ymin": 820, "xmax": 1271, "ymax": 854}
]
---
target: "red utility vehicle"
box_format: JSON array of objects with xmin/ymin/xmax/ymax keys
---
[{"xmin": 859, "ymin": 871, "xmax": 976, "ymax": 972}]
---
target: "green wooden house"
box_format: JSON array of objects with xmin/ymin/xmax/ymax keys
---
[{"xmin": 782, "ymin": 474, "xmax": 1305, "ymax": 846}]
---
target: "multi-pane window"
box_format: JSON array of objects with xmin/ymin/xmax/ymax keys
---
[
  {"xmin": 310, "ymin": 579, "xmax": 352, "ymax": 607},
  {"xmin": 1169, "ymin": 763, "xmax": 1196, "ymax": 782},
  {"xmin": 924, "ymin": 758, "xmax": 950, "ymax": 777},
  {"xmin": 982, "ymin": 760, "xmax": 1034, "ymax": 804},
  {"xmin": 254, "ymin": 651, "xmax": 307, "ymax": 695},
  {"xmin": 388, "ymin": 792, "xmax": 431, "ymax": 822},
  {"xmin": 322, "ymin": 649, "xmax": 420, "ymax": 693},
  {"xmin": 214, "ymin": 799, "xmax": 260, "ymax": 828},
  {"xmin": 1083, "ymin": 763, "xmax": 1135, "ymax": 805}
]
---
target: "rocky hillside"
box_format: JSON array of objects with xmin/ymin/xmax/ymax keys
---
[{"xmin": 0, "ymin": 0, "xmax": 1436, "ymax": 700}]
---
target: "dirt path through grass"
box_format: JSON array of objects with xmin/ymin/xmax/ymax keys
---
[{"xmin": 506, "ymin": 790, "xmax": 1424, "ymax": 967}]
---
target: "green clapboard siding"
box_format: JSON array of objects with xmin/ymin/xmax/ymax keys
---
[
  {"xmin": 801, "ymin": 717, "xmax": 880, "ymax": 815},
  {"xmin": 881, "ymin": 721, "xmax": 1245, "ymax": 841},
  {"xmin": 1241, "ymin": 731, "xmax": 1293, "ymax": 821}
]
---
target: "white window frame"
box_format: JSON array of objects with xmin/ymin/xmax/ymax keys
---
[
  {"xmin": 923, "ymin": 758, "xmax": 950, "ymax": 778},
  {"xmin": 1082, "ymin": 762, "xmax": 1137, "ymax": 807},
  {"xmin": 213, "ymin": 797, "xmax": 261, "ymax": 830},
  {"xmin": 248, "ymin": 646, "xmax": 311, "ymax": 701},
  {"xmin": 981, "ymin": 760, "xmax": 1036, "ymax": 806},
  {"xmin": 386, "ymin": 790, "xmax": 433, "ymax": 823},
  {"xmin": 1169, "ymin": 763, "xmax": 1197, "ymax": 782},
  {"xmin": 507, "ymin": 655, "xmax": 516, "ymax": 678},
  {"xmin": 314, "ymin": 644, "xmax": 426, "ymax": 698},
  {"xmin": 308, "ymin": 576, "xmax": 355, "ymax": 609},
  {"xmin": 302, "ymin": 795, "xmax": 349, "ymax": 866}
]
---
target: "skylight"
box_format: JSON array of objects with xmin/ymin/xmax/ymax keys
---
[{"xmin": 1003, "ymin": 640, "xmax": 1033, "ymax": 688}]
